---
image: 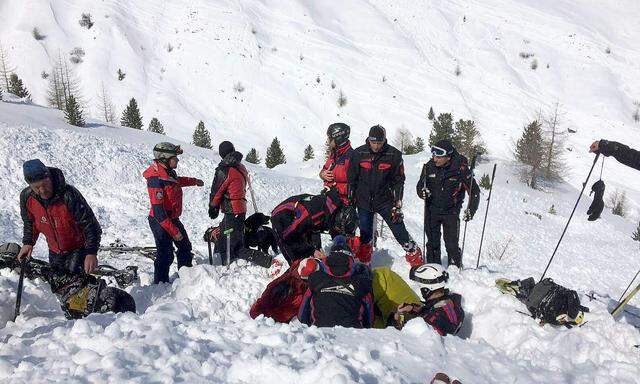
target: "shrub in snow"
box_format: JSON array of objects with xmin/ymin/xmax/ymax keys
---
[
  {"xmin": 454, "ymin": 65, "xmax": 461, "ymax": 76},
  {"xmin": 549, "ymin": 204, "xmax": 557, "ymax": 215},
  {"xmin": 605, "ymin": 47, "xmax": 611, "ymax": 54},
  {"xmin": 519, "ymin": 52, "xmax": 535, "ymax": 59},
  {"xmin": 337, "ymin": 89, "xmax": 347, "ymax": 107},
  {"xmin": 265, "ymin": 137, "xmax": 286, "ymax": 168},
  {"xmin": 608, "ymin": 190, "xmax": 627, "ymax": 217},
  {"xmin": 117, "ymin": 69, "xmax": 126, "ymax": 81},
  {"xmin": 479, "ymin": 173, "xmax": 491, "ymax": 190},
  {"xmin": 32, "ymin": 27, "xmax": 46, "ymax": 40},
  {"xmin": 41, "ymin": 71, "xmax": 49, "ymax": 79},
  {"xmin": 192, "ymin": 121, "xmax": 212, "ymax": 149},
  {"xmin": 79, "ymin": 13, "xmax": 94, "ymax": 29},
  {"xmin": 69, "ymin": 47, "xmax": 85, "ymax": 64},
  {"xmin": 303, "ymin": 145, "xmax": 314, "ymax": 161},
  {"xmin": 632, "ymin": 221, "xmax": 640, "ymax": 241},
  {"xmin": 9, "ymin": 73, "xmax": 29, "ymax": 98},
  {"xmin": 233, "ymin": 82, "xmax": 245, "ymax": 93},
  {"xmin": 148, "ymin": 117, "xmax": 165, "ymax": 135},
  {"xmin": 531, "ymin": 59, "xmax": 538, "ymax": 70}
]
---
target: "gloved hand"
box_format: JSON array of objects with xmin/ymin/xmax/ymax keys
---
[
  {"xmin": 208, "ymin": 205, "xmax": 219, "ymax": 220},
  {"xmin": 391, "ymin": 206, "xmax": 404, "ymax": 223},
  {"xmin": 203, "ymin": 226, "xmax": 220, "ymax": 242},
  {"xmin": 463, "ymin": 209, "xmax": 474, "ymax": 222},
  {"xmin": 418, "ymin": 188, "xmax": 430, "ymax": 200}
]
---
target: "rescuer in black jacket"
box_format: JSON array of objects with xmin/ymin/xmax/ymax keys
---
[
  {"xmin": 416, "ymin": 140, "xmax": 479, "ymax": 268},
  {"xmin": 590, "ymin": 139, "xmax": 640, "ymax": 171}
]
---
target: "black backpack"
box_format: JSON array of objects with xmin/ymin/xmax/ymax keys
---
[{"xmin": 523, "ymin": 278, "xmax": 587, "ymax": 326}]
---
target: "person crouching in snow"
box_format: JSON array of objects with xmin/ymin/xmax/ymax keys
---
[
  {"xmin": 144, "ymin": 142, "xmax": 204, "ymax": 284},
  {"xmin": 297, "ymin": 243, "xmax": 374, "ymax": 328},
  {"xmin": 394, "ymin": 264, "xmax": 465, "ymax": 336}
]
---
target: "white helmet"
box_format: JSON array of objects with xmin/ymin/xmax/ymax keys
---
[{"xmin": 409, "ymin": 263, "xmax": 449, "ymax": 292}]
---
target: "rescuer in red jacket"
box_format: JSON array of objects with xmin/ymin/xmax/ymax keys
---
[
  {"xmin": 17, "ymin": 159, "xmax": 102, "ymax": 274},
  {"xmin": 144, "ymin": 142, "xmax": 204, "ymax": 284},
  {"xmin": 319, "ymin": 123, "xmax": 354, "ymax": 205}
]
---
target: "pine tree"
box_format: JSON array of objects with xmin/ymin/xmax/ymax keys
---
[
  {"xmin": 0, "ymin": 43, "xmax": 15, "ymax": 91},
  {"xmin": 47, "ymin": 55, "xmax": 82, "ymax": 110},
  {"xmin": 429, "ymin": 113, "xmax": 454, "ymax": 145},
  {"xmin": 192, "ymin": 121, "xmax": 212, "ymax": 148},
  {"xmin": 64, "ymin": 95, "xmax": 85, "ymax": 127},
  {"xmin": 414, "ymin": 137, "xmax": 425, "ymax": 153},
  {"xmin": 479, "ymin": 173, "xmax": 491, "ymax": 189},
  {"xmin": 121, "ymin": 98, "xmax": 143, "ymax": 129},
  {"xmin": 303, "ymin": 145, "xmax": 315, "ymax": 161},
  {"xmin": 515, "ymin": 120, "xmax": 544, "ymax": 189},
  {"xmin": 148, "ymin": 117, "xmax": 165, "ymax": 134},
  {"xmin": 8, "ymin": 73, "xmax": 29, "ymax": 98},
  {"xmin": 428, "ymin": 106, "xmax": 435, "ymax": 120},
  {"xmin": 632, "ymin": 221, "xmax": 640, "ymax": 242},
  {"xmin": 453, "ymin": 119, "xmax": 485, "ymax": 159},
  {"xmin": 394, "ymin": 127, "xmax": 414, "ymax": 154},
  {"xmin": 265, "ymin": 137, "xmax": 286, "ymax": 168},
  {"xmin": 246, "ymin": 148, "xmax": 261, "ymax": 164},
  {"xmin": 542, "ymin": 102, "xmax": 566, "ymax": 181}
]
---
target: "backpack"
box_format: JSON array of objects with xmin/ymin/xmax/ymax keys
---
[{"xmin": 523, "ymin": 278, "xmax": 587, "ymax": 326}]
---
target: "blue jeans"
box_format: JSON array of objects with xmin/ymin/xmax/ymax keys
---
[
  {"xmin": 148, "ymin": 217, "xmax": 193, "ymax": 284},
  {"xmin": 357, "ymin": 205, "xmax": 411, "ymax": 247}
]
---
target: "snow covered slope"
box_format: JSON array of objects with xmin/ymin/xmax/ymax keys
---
[
  {"xmin": 1, "ymin": 98, "xmax": 640, "ymax": 383},
  {"xmin": 1, "ymin": 0, "xmax": 640, "ymax": 201}
]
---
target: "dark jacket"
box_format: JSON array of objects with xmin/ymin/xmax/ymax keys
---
[
  {"xmin": 321, "ymin": 141, "xmax": 354, "ymax": 204},
  {"xmin": 210, "ymin": 151, "xmax": 248, "ymax": 215},
  {"xmin": 143, "ymin": 161, "xmax": 200, "ymax": 237},
  {"xmin": 20, "ymin": 167, "xmax": 102, "ymax": 254},
  {"xmin": 298, "ymin": 263, "xmax": 374, "ymax": 328},
  {"xmin": 347, "ymin": 142, "xmax": 405, "ymax": 211},
  {"xmin": 598, "ymin": 140, "xmax": 640, "ymax": 171},
  {"xmin": 403, "ymin": 290, "xmax": 464, "ymax": 336},
  {"xmin": 271, "ymin": 191, "xmax": 342, "ymax": 260},
  {"xmin": 417, "ymin": 151, "xmax": 480, "ymax": 216}
]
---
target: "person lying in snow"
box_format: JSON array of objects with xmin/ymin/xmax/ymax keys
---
[
  {"xmin": 496, "ymin": 277, "xmax": 588, "ymax": 327},
  {"xmin": 393, "ymin": 264, "xmax": 465, "ymax": 336},
  {"xmin": 297, "ymin": 243, "xmax": 374, "ymax": 328}
]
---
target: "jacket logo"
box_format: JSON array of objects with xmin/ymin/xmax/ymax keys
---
[
  {"xmin": 155, "ymin": 191, "xmax": 164, "ymax": 200},
  {"xmin": 41, "ymin": 216, "xmax": 47, "ymax": 223},
  {"xmin": 320, "ymin": 284, "xmax": 355, "ymax": 296},
  {"xmin": 428, "ymin": 174, "xmax": 436, "ymax": 178}
]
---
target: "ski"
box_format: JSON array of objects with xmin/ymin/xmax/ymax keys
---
[
  {"xmin": 100, "ymin": 244, "xmax": 157, "ymax": 260},
  {"xmin": 611, "ymin": 283, "xmax": 640, "ymax": 318}
]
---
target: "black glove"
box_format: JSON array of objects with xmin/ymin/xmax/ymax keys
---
[
  {"xmin": 587, "ymin": 180, "xmax": 605, "ymax": 221},
  {"xmin": 208, "ymin": 206, "xmax": 219, "ymax": 220},
  {"xmin": 463, "ymin": 209, "xmax": 474, "ymax": 222}
]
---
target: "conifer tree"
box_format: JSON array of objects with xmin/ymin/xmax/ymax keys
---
[
  {"xmin": 428, "ymin": 106, "xmax": 435, "ymax": 120},
  {"xmin": 148, "ymin": 117, "xmax": 165, "ymax": 134},
  {"xmin": 9, "ymin": 73, "xmax": 29, "ymax": 98},
  {"xmin": 265, "ymin": 137, "xmax": 286, "ymax": 168},
  {"xmin": 0, "ymin": 43, "xmax": 15, "ymax": 91},
  {"xmin": 303, "ymin": 145, "xmax": 315, "ymax": 161},
  {"xmin": 97, "ymin": 81, "xmax": 116, "ymax": 123},
  {"xmin": 632, "ymin": 221, "xmax": 640, "ymax": 242},
  {"xmin": 453, "ymin": 119, "xmax": 485, "ymax": 159},
  {"xmin": 414, "ymin": 137, "xmax": 425, "ymax": 153},
  {"xmin": 192, "ymin": 120, "xmax": 212, "ymax": 148},
  {"xmin": 246, "ymin": 148, "xmax": 261, "ymax": 164},
  {"xmin": 64, "ymin": 95, "xmax": 85, "ymax": 127},
  {"xmin": 515, "ymin": 120, "xmax": 544, "ymax": 188},
  {"xmin": 429, "ymin": 113, "xmax": 454, "ymax": 145},
  {"xmin": 121, "ymin": 98, "xmax": 143, "ymax": 129}
]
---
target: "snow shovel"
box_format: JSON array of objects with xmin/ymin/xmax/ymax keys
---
[{"xmin": 13, "ymin": 258, "xmax": 27, "ymax": 321}]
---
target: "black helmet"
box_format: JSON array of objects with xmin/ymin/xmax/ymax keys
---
[
  {"xmin": 327, "ymin": 123, "xmax": 350, "ymax": 146},
  {"xmin": 153, "ymin": 142, "xmax": 183, "ymax": 160},
  {"xmin": 333, "ymin": 205, "xmax": 357, "ymax": 236}
]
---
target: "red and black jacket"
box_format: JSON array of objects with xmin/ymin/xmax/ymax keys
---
[
  {"xmin": 298, "ymin": 262, "xmax": 374, "ymax": 328},
  {"xmin": 20, "ymin": 168, "xmax": 102, "ymax": 254},
  {"xmin": 271, "ymin": 191, "xmax": 342, "ymax": 260},
  {"xmin": 209, "ymin": 151, "xmax": 248, "ymax": 215},
  {"xmin": 417, "ymin": 151, "xmax": 480, "ymax": 216},
  {"xmin": 321, "ymin": 141, "xmax": 354, "ymax": 204},
  {"xmin": 347, "ymin": 142, "xmax": 405, "ymax": 211},
  {"xmin": 143, "ymin": 160, "xmax": 200, "ymax": 237},
  {"xmin": 413, "ymin": 290, "xmax": 464, "ymax": 336},
  {"xmin": 598, "ymin": 140, "xmax": 640, "ymax": 171}
]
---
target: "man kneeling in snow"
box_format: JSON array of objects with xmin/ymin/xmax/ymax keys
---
[
  {"xmin": 297, "ymin": 243, "xmax": 374, "ymax": 328},
  {"xmin": 393, "ymin": 264, "xmax": 465, "ymax": 336}
]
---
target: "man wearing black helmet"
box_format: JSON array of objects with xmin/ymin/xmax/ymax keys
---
[
  {"xmin": 417, "ymin": 140, "xmax": 479, "ymax": 268},
  {"xmin": 347, "ymin": 125, "xmax": 423, "ymax": 267},
  {"xmin": 143, "ymin": 142, "xmax": 204, "ymax": 284},
  {"xmin": 271, "ymin": 188, "xmax": 357, "ymax": 264},
  {"xmin": 320, "ymin": 123, "xmax": 354, "ymax": 205}
]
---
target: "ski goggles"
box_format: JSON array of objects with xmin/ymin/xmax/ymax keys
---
[
  {"xmin": 410, "ymin": 270, "xmax": 449, "ymax": 285},
  {"xmin": 431, "ymin": 146, "xmax": 449, "ymax": 157}
]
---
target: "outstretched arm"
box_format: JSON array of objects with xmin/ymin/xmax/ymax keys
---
[{"xmin": 592, "ymin": 140, "xmax": 640, "ymax": 171}]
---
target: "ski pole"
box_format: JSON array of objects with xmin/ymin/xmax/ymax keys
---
[
  {"xmin": 421, "ymin": 164, "xmax": 428, "ymax": 255},
  {"xmin": 461, "ymin": 154, "xmax": 477, "ymax": 261},
  {"xmin": 207, "ymin": 239, "xmax": 213, "ymax": 266},
  {"xmin": 615, "ymin": 268, "xmax": 640, "ymax": 305},
  {"xmin": 476, "ymin": 163, "xmax": 497, "ymax": 269},
  {"xmin": 13, "ymin": 258, "xmax": 27, "ymax": 322},
  {"xmin": 246, "ymin": 173, "xmax": 258, "ymax": 214},
  {"xmin": 611, "ymin": 283, "xmax": 640, "ymax": 317},
  {"xmin": 540, "ymin": 154, "xmax": 600, "ymax": 280},
  {"xmin": 498, "ymin": 235, "xmax": 514, "ymax": 261}
]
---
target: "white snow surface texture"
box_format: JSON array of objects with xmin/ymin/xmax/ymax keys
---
[{"xmin": 0, "ymin": 0, "xmax": 640, "ymax": 383}]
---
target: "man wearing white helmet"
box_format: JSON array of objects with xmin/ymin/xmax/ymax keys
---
[
  {"xmin": 393, "ymin": 263, "xmax": 465, "ymax": 336},
  {"xmin": 143, "ymin": 142, "xmax": 204, "ymax": 284}
]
